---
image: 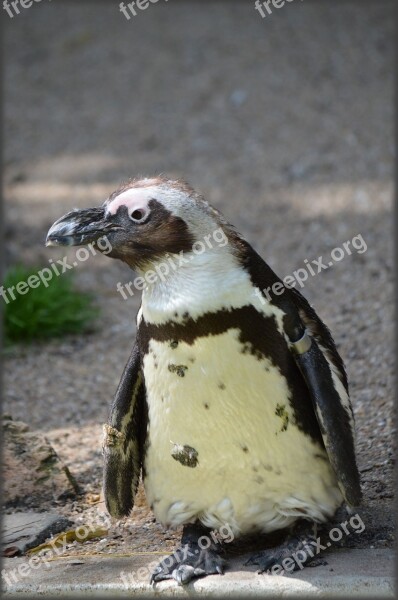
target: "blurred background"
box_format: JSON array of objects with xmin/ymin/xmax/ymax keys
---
[{"xmin": 3, "ymin": 0, "xmax": 394, "ymax": 558}]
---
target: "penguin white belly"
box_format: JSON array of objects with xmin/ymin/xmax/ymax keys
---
[{"xmin": 143, "ymin": 328, "xmax": 342, "ymax": 535}]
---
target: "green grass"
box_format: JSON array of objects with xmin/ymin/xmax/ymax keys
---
[{"xmin": 2, "ymin": 265, "xmax": 99, "ymax": 344}]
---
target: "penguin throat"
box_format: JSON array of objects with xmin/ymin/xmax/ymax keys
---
[{"xmin": 139, "ymin": 251, "xmax": 255, "ymax": 325}]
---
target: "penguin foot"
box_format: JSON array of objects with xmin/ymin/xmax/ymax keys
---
[
  {"xmin": 150, "ymin": 523, "xmax": 225, "ymax": 585},
  {"xmin": 245, "ymin": 532, "xmax": 318, "ymax": 574}
]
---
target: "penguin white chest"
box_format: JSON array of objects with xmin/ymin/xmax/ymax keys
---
[{"xmin": 142, "ymin": 328, "xmax": 342, "ymax": 535}]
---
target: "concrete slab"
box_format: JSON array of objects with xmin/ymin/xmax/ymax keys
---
[
  {"xmin": 2, "ymin": 548, "xmax": 394, "ymax": 597},
  {"xmin": 2, "ymin": 512, "xmax": 73, "ymax": 557}
]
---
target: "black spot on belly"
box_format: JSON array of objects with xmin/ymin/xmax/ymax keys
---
[
  {"xmin": 218, "ymin": 383, "xmax": 226, "ymax": 390},
  {"xmin": 262, "ymin": 463, "xmax": 273, "ymax": 472},
  {"xmin": 171, "ymin": 444, "xmax": 198, "ymax": 468},
  {"xmin": 168, "ymin": 364, "xmax": 188, "ymax": 377},
  {"xmin": 170, "ymin": 340, "xmax": 179, "ymax": 349},
  {"xmin": 254, "ymin": 475, "xmax": 265, "ymax": 484},
  {"xmin": 204, "ymin": 403, "xmax": 210, "ymax": 409},
  {"xmin": 241, "ymin": 445, "xmax": 249, "ymax": 453},
  {"xmin": 138, "ymin": 305, "xmax": 323, "ymax": 443},
  {"xmin": 314, "ymin": 453, "xmax": 328, "ymax": 462},
  {"xmin": 275, "ymin": 403, "xmax": 289, "ymax": 432}
]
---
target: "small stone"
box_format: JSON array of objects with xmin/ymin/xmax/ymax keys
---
[{"xmin": 229, "ymin": 89, "xmax": 248, "ymax": 107}]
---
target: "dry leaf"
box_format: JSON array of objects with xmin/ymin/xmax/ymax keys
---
[{"xmin": 27, "ymin": 526, "xmax": 108, "ymax": 555}]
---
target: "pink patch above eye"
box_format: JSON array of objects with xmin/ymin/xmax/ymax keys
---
[{"xmin": 106, "ymin": 187, "xmax": 156, "ymax": 216}]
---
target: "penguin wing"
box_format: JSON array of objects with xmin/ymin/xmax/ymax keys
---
[
  {"xmin": 102, "ymin": 342, "xmax": 147, "ymax": 518},
  {"xmin": 285, "ymin": 286, "xmax": 361, "ymax": 506}
]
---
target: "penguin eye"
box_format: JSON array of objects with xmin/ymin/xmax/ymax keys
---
[{"xmin": 129, "ymin": 208, "xmax": 148, "ymax": 223}]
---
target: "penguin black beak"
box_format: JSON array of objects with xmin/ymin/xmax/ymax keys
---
[{"xmin": 46, "ymin": 207, "xmax": 119, "ymax": 247}]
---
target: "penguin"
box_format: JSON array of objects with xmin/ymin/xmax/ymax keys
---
[{"xmin": 46, "ymin": 177, "xmax": 361, "ymax": 585}]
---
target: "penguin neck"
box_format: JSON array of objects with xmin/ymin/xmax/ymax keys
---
[{"xmin": 138, "ymin": 248, "xmax": 255, "ymax": 325}]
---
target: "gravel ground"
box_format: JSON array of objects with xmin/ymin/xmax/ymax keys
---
[{"xmin": 3, "ymin": 0, "xmax": 395, "ymax": 562}]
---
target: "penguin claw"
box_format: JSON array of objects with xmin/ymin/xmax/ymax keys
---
[
  {"xmin": 150, "ymin": 546, "xmax": 225, "ymax": 585},
  {"xmin": 244, "ymin": 551, "xmax": 280, "ymax": 573},
  {"xmin": 244, "ymin": 533, "xmax": 317, "ymax": 574},
  {"xmin": 173, "ymin": 565, "xmax": 207, "ymax": 585},
  {"xmin": 150, "ymin": 567, "xmax": 172, "ymax": 584}
]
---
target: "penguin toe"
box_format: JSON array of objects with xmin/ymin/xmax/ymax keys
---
[
  {"xmin": 245, "ymin": 550, "xmax": 282, "ymax": 573},
  {"xmin": 173, "ymin": 565, "xmax": 205, "ymax": 585},
  {"xmin": 150, "ymin": 565, "xmax": 174, "ymax": 584},
  {"xmin": 244, "ymin": 533, "xmax": 317, "ymax": 574},
  {"xmin": 150, "ymin": 546, "xmax": 225, "ymax": 585}
]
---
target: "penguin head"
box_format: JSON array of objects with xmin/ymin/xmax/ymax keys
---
[{"xmin": 46, "ymin": 177, "xmax": 232, "ymax": 271}]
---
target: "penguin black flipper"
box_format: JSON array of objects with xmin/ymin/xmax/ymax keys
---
[
  {"xmin": 286, "ymin": 287, "xmax": 362, "ymax": 506},
  {"xmin": 102, "ymin": 342, "xmax": 147, "ymax": 518},
  {"xmin": 289, "ymin": 286, "xmax": 348, "ymax": 393}
]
